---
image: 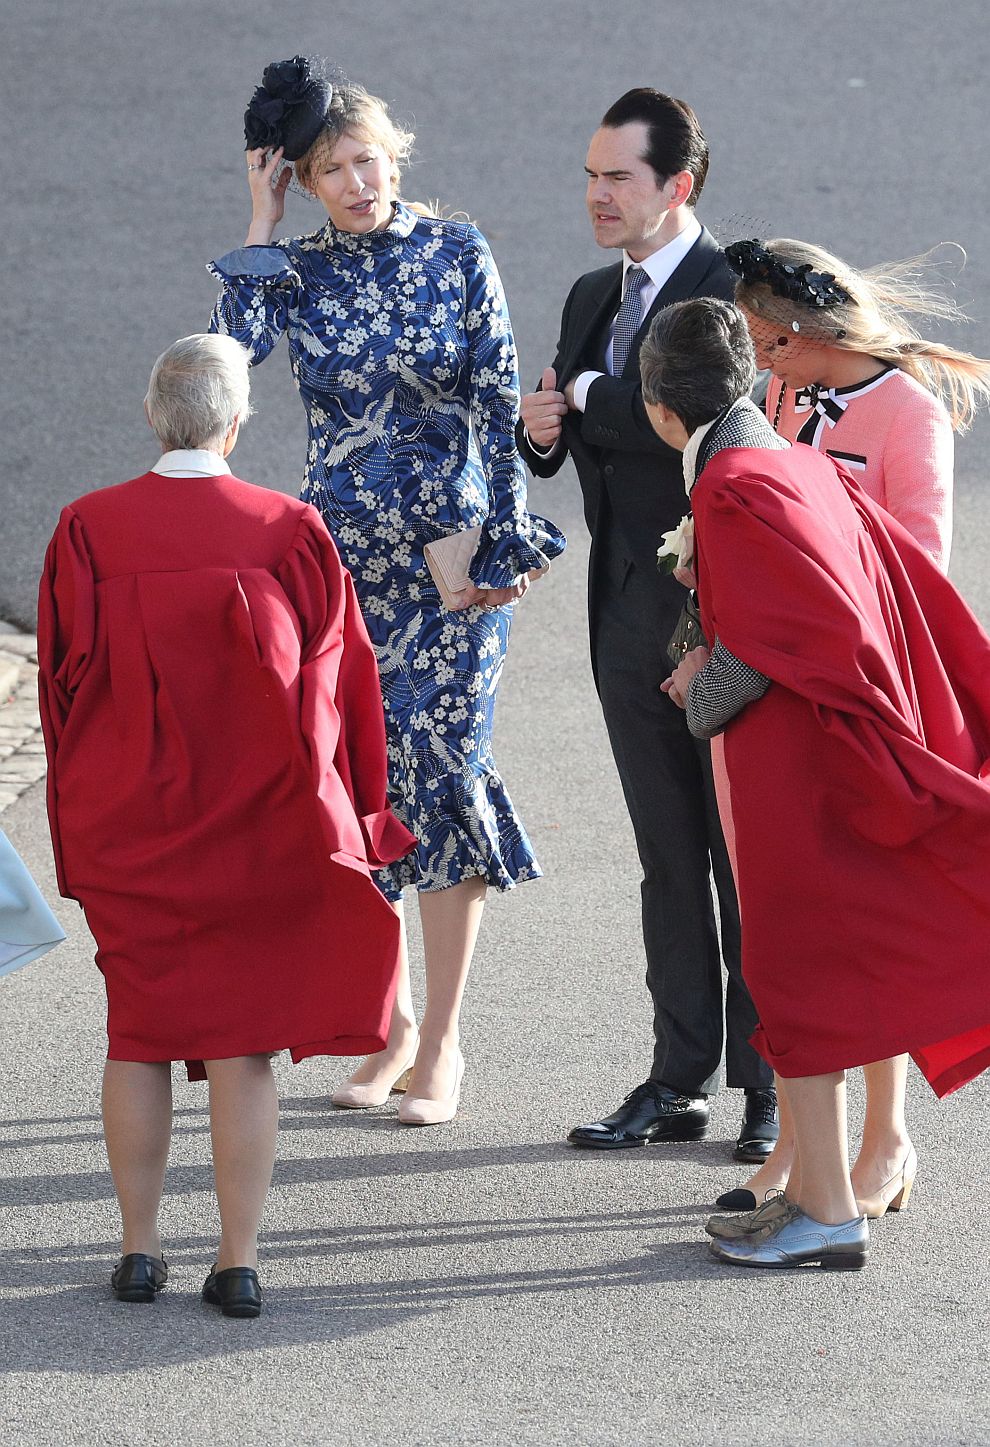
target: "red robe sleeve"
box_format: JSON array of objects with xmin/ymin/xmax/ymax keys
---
[
  {"xmin": 276, "ymin": 508, "xmax": 416, "ymax": 868},
  {"xmin": 693, "ymin": 448, "xmax": 990, "ymax": 834},
  {"xmin": 37, "ymin": 508, "xmax": 96, "ymax": 898}
]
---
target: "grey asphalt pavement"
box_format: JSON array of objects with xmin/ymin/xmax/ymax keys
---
[{"xmin": 2, "ymin": 3, "xmax": 990, "ymax": 1444}]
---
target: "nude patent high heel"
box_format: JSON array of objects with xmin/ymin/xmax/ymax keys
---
[
  {"xmin": 398, "ymin": 1050, "xmax": 464, "ymax": 1126},
  {"xmin": 330, "ymin": 1043, "xmax": 418, "ymax": 1109},
  {"xmin": 856, "ymin": 1144, "xmax": 917, "ymax": 1219}
]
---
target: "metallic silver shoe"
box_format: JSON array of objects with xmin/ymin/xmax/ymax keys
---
[
  {"xmin": 705, "ymin": 1190, "xmax": 793, "ymax": 1241},
  {"xmin": 708, "ymin": 1207, "xmax": 870, "ymax": 1270}
]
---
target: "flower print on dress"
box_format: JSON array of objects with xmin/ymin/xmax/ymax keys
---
[{"xmin": 209, "ymin": 203, "xmax": 565, "ymax": 898}]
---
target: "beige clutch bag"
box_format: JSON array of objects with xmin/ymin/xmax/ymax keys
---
[{"xmin": 423, "ymin": 526, "xmax": 483, "ymax": 610}]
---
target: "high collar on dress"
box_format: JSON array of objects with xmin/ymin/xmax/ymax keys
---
[{"xmin": 319, "ymin": 200, "xmax": 419, "ymax": 254}]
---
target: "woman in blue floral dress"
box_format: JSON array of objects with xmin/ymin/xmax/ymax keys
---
[{"xmin": 210, "ymin": 59, "xmax": 564, "ymax": 1122}]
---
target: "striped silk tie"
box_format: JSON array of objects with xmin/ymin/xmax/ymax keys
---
[{"xmin": 610, "ymin": 265, "xmax": 648, "ymax": 377}]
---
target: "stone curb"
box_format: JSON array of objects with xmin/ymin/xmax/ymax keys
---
[
  {"xmin": 0, "ymin": 626, "xmax": 43, "ymax": 814},
  {"xmin": 0, "ymin": 657, "xmax": 18, "ymax": 706}
]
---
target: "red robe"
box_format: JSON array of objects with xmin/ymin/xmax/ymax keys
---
[
  {"xmin": 38, "ymin": 471, "xmax": 417, "ymax": 1078},
  {"xmin": 692, "ymin": 443, "xmax": 990, "ymax": 1097}
]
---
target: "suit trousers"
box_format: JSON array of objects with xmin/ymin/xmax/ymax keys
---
[{"xmin": 591, "ymin": 547, "xmax": 773, "ymax": 1095}]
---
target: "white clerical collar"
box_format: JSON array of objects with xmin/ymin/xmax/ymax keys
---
[
  {"xmin": 623, "ymin": 214, "xmax": 703, "ymax": 291},
  {"xmin": 151, "ymin": 449, "xmax": 231, "ymax": 477},
  {"xmin": 681, "ymin": 398, "xmax": 748, "ymax": 494}
]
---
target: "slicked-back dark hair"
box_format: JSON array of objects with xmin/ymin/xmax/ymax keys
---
[
  {"xmin": 640, "ymin": 299, "xmax": 756, "ymax": 435},
  {"xmin": 600, "ymin": 88, "xmax": 709, "ymax": 206}
]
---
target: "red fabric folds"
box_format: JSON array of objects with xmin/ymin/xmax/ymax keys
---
[
  {"xmin": 692, "ymin": 444, "xmax": 990, "ymax": 1097},
  {"xmin": 38, "ymin": 472, "xmax": 416, "ymax": 1076}
]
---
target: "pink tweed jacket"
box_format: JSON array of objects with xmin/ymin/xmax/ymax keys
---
[{"xmin": 767, "ymin": 366, "xmax": 953, "ymax": 572}]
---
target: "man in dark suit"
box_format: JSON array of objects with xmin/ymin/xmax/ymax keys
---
[{"xmin": 517, "ymin": 89, "xmax": 778, "ymax": 1160}]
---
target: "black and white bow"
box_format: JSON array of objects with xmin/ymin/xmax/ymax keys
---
[
  {"xmin": 793, "ymin": 384, "xmax": 847, "ymax": 445},
  {"xmin": 793, "ymin": 384, "xmax": 847, "ymax": 425}
]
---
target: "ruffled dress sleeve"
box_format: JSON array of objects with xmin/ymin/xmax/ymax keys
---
[
  {"xmin": 276, "ymin": 508, "xmax": 417, "ymax": 868},
  {"xmin": 459, "ymin": 230, "xmax": 566, "ymax": 588},
  {"xmin": 207, "ymin": 245, "xmax": 302, "ymax": 364},
  {"xmin": 37, "ymin": 508, "xmax": 96, "ymax": 897}
]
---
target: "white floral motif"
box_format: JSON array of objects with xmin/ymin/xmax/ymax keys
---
[{"xmin": 208, "ymin": 206, "xmax": 564, "ymax": 898}]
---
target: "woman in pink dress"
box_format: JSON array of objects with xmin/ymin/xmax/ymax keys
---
[{"xmin": 708, "ymin": 237, "xmax": 990, "ymax": 1228}]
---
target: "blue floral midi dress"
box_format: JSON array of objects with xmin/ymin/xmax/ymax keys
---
[{"xmin": 210, "ymin": 202, "xmax": 565, "ymax": 898}]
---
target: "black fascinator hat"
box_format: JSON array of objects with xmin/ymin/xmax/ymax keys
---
[
  {"xmin": 244, "ymin": 56, "xmax": 335, "ymax": 160},
  {"xmin": 725, "ymin": 239, "xmax": 850, "ymax": 310}
]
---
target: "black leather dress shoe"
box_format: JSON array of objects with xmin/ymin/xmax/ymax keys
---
[
  {"xmin": 734, "ymin": 1086, "xmax": 779, "ymax": 1163},
  {"xmin": 110, "ymin": 1252, "xmax": 168, "ymax": 1302},
  {"xmin": 202, "ymin": 1265, "xmax": 263, "ymax": 1318},
  {"xmin": 567, "ymin": 1080, "xmax": 709, "ymax": 1149}
]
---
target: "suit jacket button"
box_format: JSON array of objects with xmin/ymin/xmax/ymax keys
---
[{"xmin": 603, "ymin": 463, "xmax": 615, "ymax": 478}]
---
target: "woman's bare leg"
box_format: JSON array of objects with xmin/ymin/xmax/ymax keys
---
[
  {"xmin": 850, "ymin": 1055, "xmax": 913, "ymax": 1198},
  {"xmin": 102, "ymin": 1059, "xmax": 173, "ymax": 1258},
  {"xmin": 204, "ymin": 1054, "xmax": 279, "ymax": 1271},
  {"xmin": 407, "ymin": 875, "xmax": 487, "ymax": 1100},
  {"xmin": 337, "ymin": 900, "xmax": 419, "ymax": 1091},
  {"xmin": 762, "ymin": 1058, "xmax": 911, "ymax": 1206},
  {"xmin": 784, "ymin": 1071, "xmax": 858, "ymax": 1224}
]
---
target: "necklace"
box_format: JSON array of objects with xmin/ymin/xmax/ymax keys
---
[{"xmin": 772, "ymin": 381, "xmax": 786, "ymax": 431}]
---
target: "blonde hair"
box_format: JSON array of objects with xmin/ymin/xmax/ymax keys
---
[
  {"xmin": 294, "ymin": 83, "xmax": 414, "ymax": 195},
  {"xmin": 736, "ymin": 238, "xmax": 990, "ymax": 431}
]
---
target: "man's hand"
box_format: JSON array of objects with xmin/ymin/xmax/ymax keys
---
[
  {"xmin": 660, "ymin": 646, "xmax": 711, "ymax": 709},
  {"xmin": 520, "ymin": 367, "xmax": 567, "ymax": 449}
]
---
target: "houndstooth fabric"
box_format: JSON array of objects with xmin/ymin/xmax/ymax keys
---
[
  {"xmin": 610, "ymin": 266, "xmax": 648, "ymax": 378},
  {"xmin": 684, "ymin": 398, "xmax": 779, "ymax": 738},
  {"xmin": 694, "ymin": 397, "xmax": 789, "ymax": 481},
  {"xmin": 686, "ymin": 639, "xmax": 770, "ymax": 739}
]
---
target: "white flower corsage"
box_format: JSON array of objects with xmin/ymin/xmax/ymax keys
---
[{"xmin": 656, "ymin": 514, "xmax": 694, "ymax": 575}]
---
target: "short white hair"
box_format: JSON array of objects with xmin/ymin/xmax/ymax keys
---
[{"xmin": 145, "ymin": 333, "xmax": 253, "ymax": 450}]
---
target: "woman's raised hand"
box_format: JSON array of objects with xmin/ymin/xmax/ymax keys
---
[{"xmin": 244, "ymin": 147, "xmax": 291, "ymax": 245}]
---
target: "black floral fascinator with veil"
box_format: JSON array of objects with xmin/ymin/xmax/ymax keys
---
[
  {"xmin": 244, "ymin": 55, "xmax": 341, "ymax": 160},
  {"xmin": 725, "ymin": 240, "xmax": 850, "ymax": 311}
]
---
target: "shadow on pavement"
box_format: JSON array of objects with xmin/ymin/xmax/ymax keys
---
[
  {"xmin": 0, "ymin": 1102, "xmax": 210, "ymax": 1150},
  {"xmin": 0, "ymin": 1218, "xmax": 723, "ymax": 1374},
  {"xmin": 0, "ymin": 1134, "xmax": 718, "ymax": 1206}
]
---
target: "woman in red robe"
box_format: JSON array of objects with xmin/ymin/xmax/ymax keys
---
[
  {"xmin": 718, "ymin": 237, "xmax": 990, "ymax": 1219},
  {"xmin": 639, "ymin": 298, "xmax": 990, "ymax": 1270},
  {"xmin": 38, "ymin": 333, "xmax": 415, "ymax": 1316}
]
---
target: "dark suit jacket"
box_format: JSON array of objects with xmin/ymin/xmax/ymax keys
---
[{"xmin": 517, "ymin": 227, "xmax": 736, "ymax": 626}]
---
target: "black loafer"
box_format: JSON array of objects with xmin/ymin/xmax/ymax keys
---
[
  {"xmin": 110, "ymin": 1252, "xmax": 168, "ymax": 1302},
  {"xmin": 567, "ymin": 1080, "xmax": 709, "ymax": 1149},
  {"xmin": 202, "ymin": 1265, "xmax": 263, "ymax": 1319},
  {"xmin": 734, "ymin": 1086, "xmax": 779, "ymax": 1163}
]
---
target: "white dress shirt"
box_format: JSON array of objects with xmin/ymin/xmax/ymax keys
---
[
  {"xmin": 151, "ymin": 448, "xmax": 232, "ymax": 477},
  {"xmin": 572, "ymin": 214, "xmax": 703, "ymax": 410},
  {"xmin": 525, "ymin": 216, "xmax": 704, "ymax": 457}
]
